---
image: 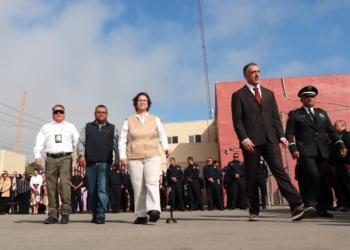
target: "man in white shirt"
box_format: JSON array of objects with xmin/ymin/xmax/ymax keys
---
[{"xmin": 34, "ymin": 104, "xmax": 79, "ymax": 224}]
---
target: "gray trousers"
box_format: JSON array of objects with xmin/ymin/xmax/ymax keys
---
[{"xmin": 45, "ymin": 155, "xmax": 72, "ymax": 219}]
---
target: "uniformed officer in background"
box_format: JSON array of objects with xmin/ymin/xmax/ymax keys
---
[
  {"xmin": 285, "ymin": 86, "xmax": 347, "ymax": 217},
  {"xmin": 166, "ymin": 158, "xmax": 185, "ymax": 211},
  {"xmin": 227, "ymin": 153, "xmax": 246, "ymax": 210},
  {"xmin": 109, "ymin": 164, "xmax": 126, "ymax": 213},
  {"xmin": 332, "ymin": 120, "xmax": 350, "ymax": 212},
  {"xmin": 203, "ymin": 158, "xmax": 223, "ymax": 211},
  {"xmin": 184, "ymin": 157, "xmax": 204, "ymax": 211},
  {"xmin": 124, "ymin": 171, "xmax": 134, "ymax": 212},
  {"xmin": 257, "ymin": 159, "xmax": 269, "ymax": 209}
]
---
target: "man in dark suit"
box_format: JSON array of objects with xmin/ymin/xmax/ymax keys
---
[
  {"xmin": 286, "ymin": 88, "xmax": 347, "ymax": 217},
  {"xmin": 231, "ymin": 62, "xmax": 315, "ymax": 221}
]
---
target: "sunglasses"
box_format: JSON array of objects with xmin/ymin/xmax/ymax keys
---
[
  {"xmin": 53, "ymin": 110, "xmax": 65, "ymax": 114},
  {"xmin": 234, "ymin": 156, "xmax": 239, "ymax": 158}
]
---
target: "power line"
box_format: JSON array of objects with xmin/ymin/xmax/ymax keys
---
[
  {"xmin": 0, "ymin": 101, "xmax": 49, "ymax": 123},
  {"xmin": 0, "ymin": 119, "xmax": 38, "ymax": 130},
  {"xmin": 0, "ymin": 144, "xmax": 33, "ymax": 155},
  {"xmin": 0, "ymin": 110, "xmax": 42, "ymax": 127},
  {"xmin": 0, "ymin": 140, "xmax": 33, "ymax": 150}
]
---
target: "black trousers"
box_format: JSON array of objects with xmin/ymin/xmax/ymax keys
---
[
  {"xmin": 206, "ymin": 181, "xmax": 223, "ymax": 209},
  {"xmin": 18, "ymin": 192, "xmax": 30, "ymax": 214},
  {"xmin": 230, "ymin": 178, "xmax": 245, "ymax": 208},
  {"xmin": 160, "ymin": 188, "xmax": 167, "ymax": 209},
  {"xmin": 257, "ymin": 176, "xmax": 267, "ymax": 206},
  {"xmin": 242, "ymin": 142, "xmax": 302, "ymax": 215},
  {"xmin": 225, "ymin": 183, "xmax": 233, "ymax": 208},
  {"xmin": 128, "ymin": 189, "xmax": 135, "ymax": 212},
  {"xmin": 71, "ymin": 189, "xmax": 82, "ymax": 212},
  {"xmin": 299, "ymin": 156, "xmax": 328, "ymax": 211},
  {"xmin": 188, "ymin": 179, "xmax": 203, "ymax": 209},
  {"xmin": 120, "ymin": 188, "xmax": 127, "ymax": 212},
  {"xmin": 295, "ymin": 162, "xmax": 308, "ymax": 204},
  {"xmin": 0, "ymin": 197, "xmax": 10, "ymax": 214},
  {"xmin": 169, "ymin": 182, "xmax": 184, "ymax": 209},
  {"xmin": 109, "ymin": 185, "xmax": 122, "ymax": 212}
]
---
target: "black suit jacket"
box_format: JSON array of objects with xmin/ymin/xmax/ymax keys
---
[
  {"xmin": 231, "ymin": 85, "xmax": 284, "ymax": 146},
  {"xmin": 285, "ymin": 107, "xmax": 345, "ymax": 158}
]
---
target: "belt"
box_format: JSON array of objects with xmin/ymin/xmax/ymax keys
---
[{"xmin": 47, "ymin": 152, "xmax": 72, "ymax": 159}]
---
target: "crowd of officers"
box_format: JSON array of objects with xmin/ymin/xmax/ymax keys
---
[{"xmin": 106, "ymin": 155, "xmax": 270, "ymax": 213}]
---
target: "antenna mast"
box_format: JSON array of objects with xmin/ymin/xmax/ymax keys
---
[
  {"xmin": 197, "ymin": 0, "xmax": 212, "ymax": 120},
  {"xmin": 14, "ymin": 91, "xmax": 26, "ymax": 153}
]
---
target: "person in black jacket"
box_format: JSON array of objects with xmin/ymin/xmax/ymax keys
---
[
  {"xmin": 203, "ymin": 158, "xmax": 223, "ymax": 210},
  {"xmin": 109, "ymin": 164, "xmax": 126, "ymax": 213},
  {"xmin": 227, "ymin": 153, "xmax": 246, "ymax": 210},
  {"xmin": 285, "ymin": 86, "xmax": 347, "ymax": 217},
  {"xmin": 257, "ymin": 159, "xmax": 269, "ymax": 209},
  {"xmin": 124, "ymin": 172, "xmax": 134, "ymax": 212},
  {"xmin": 332, "ymin": 120, "xmax": 350, "ymax": 212},
  {"xmin": 159, "ymin": 170, "xmax": 167, "ymax": 211},
  {"xmin": 184, "ymin": 157, "xmax": 203, "ymax": 211},
  {"xmin": 167, "ymin": 158, "xmax": 184, "ymax": 211},
  {"xmin": 222, "ymin": 164, "xmax": 232, "ymax": 209}
]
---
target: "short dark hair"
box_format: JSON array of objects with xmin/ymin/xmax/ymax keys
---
[
  {"xmin": 170, "ymin": 157, "xmax": 176, "ymax": 161},
  {"xmin": 95, "ymin": 105, "xmax": 108, "ymax": 112},
  {"xmin": 33, "ymin": 168, "xmax": 39, "ymax": 173},
  {"xmin": 243, "ymin": 62, "xmax": 258, "ymax": 74},
  {"xmin": 187, "ymin": 156, "xmax": 193, "ymax": 161},
  {"xmin": 52, "ymin": 104, "xmax": 65, "ymax": 111},
  {"xmin": 132, "ymin": 92, "xmax": 152, "ymax": 112}
]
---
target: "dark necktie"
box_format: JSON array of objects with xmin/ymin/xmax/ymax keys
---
[
  {"xmin": 253, "ymin": 87, "xmax": 262, "ymax": 105},
  {"xmin": 308, "ymin": 108, "xmax": 316, "ymax": 122}
]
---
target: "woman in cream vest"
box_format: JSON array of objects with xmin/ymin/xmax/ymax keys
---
[{"xmin": 119, "ymin": 92, "xmax": 170, "ymax": 224}]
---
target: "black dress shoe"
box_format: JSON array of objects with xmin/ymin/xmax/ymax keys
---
[
  {"xmin": 147, "ymin": 210, "xmax": 160, "ymax": 222},
  {"xmin": 180, "ymin": 208, "xmax": 185, "ymax": 212},
  {"xmin": 208, "ymin": 208, "xmax": 213, "ymax": 211},
  {"xmin": 60, "ymin": 214, "xmax": 69, "ymax": 224},
  {"xmin": 331, "ymin": 205, "xmax": 345, "ymax": 211},
  {"xmin": 219, "ymin": 207, "xmax": 223, "ymax": 211},
  {"xmin": 200, "ymin": 208, "xmax": 204, "ymax": 211},
  {"xmin": 44, "ymin": 216, "xmax": 58, "ymax": 224},
  {"xmin": 134, "ymin": 217, "xmax": 148, "ymax": 224},
  {"xmin": 262, "ymin": 206, "xmax": 267, "ymax": 209},
  {"xmin": 189, "ymin": 208, "xmax": 194, "ymax": 211},
  {"xmin": 240, "ymin": 207, "xmax": 247, "ymax": 210},
  {"xmin": 318, "ymin": 211, "xmax": 334, "ymax": 218},
  {"xmin": 91, "ymin": 217, "xmax": 97, "ymax": 223},
  {"xmin": 340, "ymin": 207, "xmax": 349, "ymax": 212},
  {"xmin": 96, "ymin": 217, "xmax": 105, "ymax": 224}
]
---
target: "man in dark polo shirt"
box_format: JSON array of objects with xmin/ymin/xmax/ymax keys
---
[
  {"xmin": 70, "ymin": 170, "xmax": 83, "ymax": 213},
  {"xmin": 77, "ymin": 105, "xmax": 120, "ymax": 224}
]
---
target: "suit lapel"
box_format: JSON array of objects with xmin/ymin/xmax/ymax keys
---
[
  {"xmin": 243, "ymin": 85, "xmax": 259, "ymax": 105},
  {"xmin": 260, "ymin": 87, "xmax": 269, "ymax": 108}
]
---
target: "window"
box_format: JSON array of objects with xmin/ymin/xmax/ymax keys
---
[
  {"xmin": 189, "ymin": 134, "xmax": 201, "ymax": 143},
  {"xmin": 167, "ymin": 136, "xmax": 178, "ymax": 144}
]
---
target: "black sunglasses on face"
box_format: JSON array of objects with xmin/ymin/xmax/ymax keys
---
[
  {"xmin": 234, "ymin": 156, "xmax": 238, "ymax": 158},
  {"xmin": 53, "ymin": 110, "xmax": 65, "ymax": 114}
]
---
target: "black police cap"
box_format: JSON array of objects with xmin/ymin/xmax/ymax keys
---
[{"xmin": 298, "ymin": 86, "xmax": 318, "ymax": 97}]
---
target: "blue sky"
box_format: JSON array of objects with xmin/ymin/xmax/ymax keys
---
[{"xmin": 1, "ymin": 0, "xmax": 350, "ymax": 160}]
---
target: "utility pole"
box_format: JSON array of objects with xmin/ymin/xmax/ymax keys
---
[
  {"xmin": 14, "ymin": 91, "xmax": 26, "ymax": 153},
  {"xmin": 197, "ymin": 0, "xmax": 212, "ymax": 120}
]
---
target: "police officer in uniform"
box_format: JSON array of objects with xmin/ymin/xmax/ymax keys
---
[
  {"xmin": 285, "ymin": 86, "xmax": 347, "ymax": 217},
  {"xmin": 167, "ymin": 158, "xmax": 185, "ymax": 211},
  {"xmin": 109, "ymin": 164, "xmax": 126, "ymax": 213},
  {"xmin": 332, "ymin": 120, "xmax": 350, "ymax": 212},
  {"xmin": 203, "ymin": 158, "xmax": 223, "ymax": 210},
  {"xmin": 184, "ymin": 157, "xmax": 204, "ymax": 211},
  {"xmin": 227, "ymin": 153, "xmax": 246, "ymax": 209},
  {"xmin": 257, "ymin": 159, "xmax": 268, "ymax": 209},
  {"xmin": 124, "ymin": 171, "xmax": 134, "ymax": 212}
]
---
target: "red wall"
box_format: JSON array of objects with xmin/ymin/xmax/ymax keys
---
[{"xmin": 216, "ymin": 74, "xmax": 350, "ymax": 191}]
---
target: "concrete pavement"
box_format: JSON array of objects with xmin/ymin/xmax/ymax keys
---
[{"xmin": 0, "ymin": 207, "xmax": 349, "ymax": 250}]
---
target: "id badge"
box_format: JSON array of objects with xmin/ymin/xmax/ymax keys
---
[{"xmin": 55, "ymin": 134, "xmax": 62, "ymax": 143}]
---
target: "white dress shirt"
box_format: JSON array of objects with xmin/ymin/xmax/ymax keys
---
[
  {"xmin": 118, "ymin": 113, "xmax": 169, "ymax": 159},
  {"xmin": 246, "ymin": 83, "xmax": 262, "ymax": 98},
  {"xmin": 303, "ymin": 106, "xmax": 314, "ymax": 114},
  {"xmin": 34, "ymin": 120, "xmax": 80, "ymax": 159},
  {"xmin": 30, "ymin": 175, "xmax": 43, "ymax": 193}
]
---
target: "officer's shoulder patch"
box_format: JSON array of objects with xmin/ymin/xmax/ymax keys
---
[
  {"xmin": 240, "ymin": 162, "xmax": 242, "ymax": 164},
  {"xmin": 214, "ymin": 166, "xmax": 216, "ymax": 168}
]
